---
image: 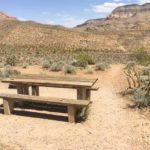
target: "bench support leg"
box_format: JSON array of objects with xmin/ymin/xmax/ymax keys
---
[
  {"xmin": 32, "ymin": 86, "xmax": 39, "ymax": 96},
  {"xmin": 68, "ymin": 105, "xmax": 76, "ymax": 123},
  {"xmin": 3, "ymin": 99, "xmax": 14, "ymax": 115},
  {"xmin": 23, "ymin": 85, "xmax": 29, "ymax": 95},
  {"xmin": 86, "ymin": 89, "xmax": 91, "ymax": 100},
  {"xmin": 17, "ymin": 84, "xmax": 24, "ymax": 94},
  {"xmin": 77, "ymin": 88, "xmax": 91, "ymax": 100}
]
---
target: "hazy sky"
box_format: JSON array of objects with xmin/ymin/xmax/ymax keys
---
[{"xmin": 0, "ymin": 0, "xmax": 149, "ymax": 27}]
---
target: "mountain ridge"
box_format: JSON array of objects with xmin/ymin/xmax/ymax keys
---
[
  {"xmin": 107, "ymin": 3, "xmax": 150, "ymax": 19},
  {"xmin": 0, "ymin": 3, "xmax": 149, "ymax": 53}
]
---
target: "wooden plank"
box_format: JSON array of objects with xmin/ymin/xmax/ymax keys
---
[
  {"xmin": 3, "ymin": 99, "xmax": 14, "ymax": 115},
  {"xmin": 14, "ymin": 74, "xmax": 98, "ymax": 83},
  {"xmin": 0, "ymin": 94, "xmax": 90, "ymax": 107},
  {"xmin": 90, "ymin": 86, "xmax": 99, "ymax": 91},
  {"xmin": 68, "ymin": 105, "xmax": 76, "ymax": 123},
  {"xmin": 2, "ymin": 79, "xmax": 94, "ymax": 88},
  {"xmin": 9, "ymin": 83, "xmax": 99, "ymax": 90},
  {"xmin": 32, "ymin": 86, "xmax": 39, "ymax": 96}
]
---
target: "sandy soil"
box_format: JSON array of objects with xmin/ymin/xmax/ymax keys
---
[{"xmin": 0, "ymin": 64, "xmax": 150, "ymax": 150}]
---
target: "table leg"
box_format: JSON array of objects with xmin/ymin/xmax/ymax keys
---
[
  {"xmin": 17, "ymin": 84, "xmax": 29, "ymax": 95},
  {"xmin": 17, "ymin": 84, "xmax": 24, "ymax": 94},
  {"xmin": 86, "ymin": 89, "xmax": 91, "ymax": 100},
  {"xmin": 16, "ymin": 84, "xmax": 29, "ymax": 107},
  {"xmin": 32, "ymin": 85, "xmax": 39, "ymax": 96},
  {"xmin": 77, "ymin": 88, "xmax": 91, "ymax": 100},
  {"xmin": 23, "ymin": 85, "xmax": 29, "ymax": 95},
  {"xmin": 3, "ymin": 99, "xmax": 14, "ymax": 115}
]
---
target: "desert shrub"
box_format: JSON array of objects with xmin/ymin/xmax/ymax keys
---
[
  {"xmin": 42, "ymin": 60, "xmax": 52, "ymax": 69},
  {"xmin": 77, "ymin": 54, "xmax": 95, "ymax": 68},
  {"xmin": 133, "ymin": 88, "xmax": 150, "ymax": 108},
  {"xmin": 22, "ymin": 63, "xmax": 28, "ymax": 69},
  {"xmin": 123, "ymin": 63, "xmax": 150, "ymax": 107},
  {"xmin": 142, "ymin": 65, "xmax": 150, "ymax": 76},
  {"xmin": 77, "ymin": 59, "xmax": 88, "ymax": 68},
  {"xmin": 95, "ymin": 63, "xmax": 109, "ymax": 71},
  {"xmin": 5, "ymin": 56, "xmax": 17, "ymax": 66},
  {"xmin": 0, "ymin": 68, "xmax": 21, "ymax": 78},
  {"xmin": 76, "ymin": 106, "xmax": 90, "ymax": 122},
  {"xmin": 64, "ymin": 65, "xmax": 76, "ymax": 74},
  {"xmin": 134, "ymin": 48, "xmax": 150, "ymax": 65},
  {"xmin": 70, "ymin": 59, "xmax": 78, "ymax": 67},
  {"xmin": 50, "ymin": 62, "xmax": 63, "ymax": 72},
  {"xmin": 124, "ymin": 61, "xmax": 136, "ymax": 70},
  {"xmin": 85, "ymin": 67, "xmax": 94, "ymax": 74}
]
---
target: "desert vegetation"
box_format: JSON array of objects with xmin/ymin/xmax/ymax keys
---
[
  {"xmin": 123, "ymin": 61, "xmax": 150, "ymax": 108},
  {"xmin": 0, "ymin": 67, "xmax": 20, "ymax": 78}
]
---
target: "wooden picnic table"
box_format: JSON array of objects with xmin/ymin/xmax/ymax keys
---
[{"xmin": 2, "ymin": 75, "xmax": 98, "ymax": 100}]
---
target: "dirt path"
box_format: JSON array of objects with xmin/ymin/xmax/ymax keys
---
[{"xmin": 0, "ymin": 65, "xmax": 150, "ymax": 150}]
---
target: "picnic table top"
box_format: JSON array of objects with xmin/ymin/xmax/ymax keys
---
[{"xmin": 2, "ymin": 74, "xmax": 98, "ymax": 88}]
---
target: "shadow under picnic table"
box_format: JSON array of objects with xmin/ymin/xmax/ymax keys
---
[
  {"xmin": 0, "ymin": 103, "xmax": 68, "ymax": 122},
  {"xmin": 15, "ymin": 103, "xmax": 68, "ymax": 122},
  {"xmin": 13, "ymin": 110, "xmax": 68, "ymax": 122},
  {"xmin": 0, "ymin": 106, "xmax": 3, "ymax": 114}
]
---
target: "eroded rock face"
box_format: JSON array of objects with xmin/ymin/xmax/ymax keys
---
[
  {"xmin": 0, "ymin": 12, "xmax": 17, "ymax": 20},
  {"xmin": 108, "ymin": 3, "xmax": 150, "ymax": 19}
]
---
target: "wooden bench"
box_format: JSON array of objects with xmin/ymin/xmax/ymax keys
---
[{"xmin": 0, "ymin": 94, "xmax": 91, "ymax": 123}]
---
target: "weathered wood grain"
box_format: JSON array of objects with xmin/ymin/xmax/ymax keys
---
[
  {"xmin": 32, "ymin": 85, "xmax": 39, "ymax": 96},
  {"xmin": 68, "ymin": 105, "xmax": 76, "ymax": 123},
  {"xmin": 3, "ymin": 99, "xmax": 14, "ymax": 115},
  {"xmin": 2, "ymin": 79, "xmax": 94, "ymax": 88},
  {"xmin": 0, "ymin": 94, "xmax": 91, "ymax": 107}
]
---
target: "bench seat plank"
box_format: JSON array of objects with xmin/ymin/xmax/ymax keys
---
[
  {"xmin": 0, "ymin": 94, "xmax": 91, "ymax": 123},
  {"xmin": 0, "ymin": 94, "xmax": 90, "ymax": 107}
]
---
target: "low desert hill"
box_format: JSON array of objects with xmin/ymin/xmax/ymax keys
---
[{"xmin": 0, "ymin": 3, "xmax": 149, "ymax": 55}]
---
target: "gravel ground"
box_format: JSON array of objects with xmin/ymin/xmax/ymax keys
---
[{"xmin": 0, "ymin": 64, "xmax": 149, "ymax": 150}]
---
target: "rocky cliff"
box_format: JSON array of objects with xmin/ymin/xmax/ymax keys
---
[{"xmin": 107, "ymin": 3, "xmax": 150, "ymax": 19}]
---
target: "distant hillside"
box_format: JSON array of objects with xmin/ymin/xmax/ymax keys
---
[
  {"xmin": 0, "ymin": 3, "xmax": 150, "ymax": 53},
  {"xmin": 76, "ymin": 3, "xmax": 150, "ymax": 51},
  {"xmin": 0, "ymin": 13, "xmax": 123, "ymax": 52},
  {"xmin": 0, "ymin": 12, "xmax": 17, "ymax": 20}
]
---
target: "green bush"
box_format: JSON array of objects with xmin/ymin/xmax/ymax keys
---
[
  {"xmin": 77, "ymin": 54, "xmax": 95, "ymax": 68},
  {"xmin": 0, "ymin": 68, "xmax": 21, "ymax": 78},
  {"xmin": 5, "ymin": 56, "xmax": 17, "ymax": 66},
  {"xmin": 42, "ymin": 60, "xmax": 52, "ymax": 69},
  {"xmin": 70, "ymin": 59, "xmax": 78, "ymax": 67},
  {"xmin": 123, "ymin": 64, "xmax": 150, "ymax": 108},
  {"xmin": 77, "ymin": 59, "xmax": 88, "ymax": 68},
  {"xmin": 95, "ymin": 63, "xmax": 109, "ymax": 71},
  {"xmin": 124, "ymin": 61, "xmax": 136, "ymax": 70},
  {"xmin": 134, "ymin": 48, "xmax": 150, "ymax": 65},
  {"xmin": 133, "ymin": 88, "xmax": 150, "ymax": 107},
  {"xmin": 50, "ymin": 62, "xmax": 63, "ymax": 72},
  {"xmin": 76, "ymin": 106, "xmax": 90, "ymax": 122},
  {"xmin": 64, "ymin": 65, "xmax": 76, "ymax": 74}
]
